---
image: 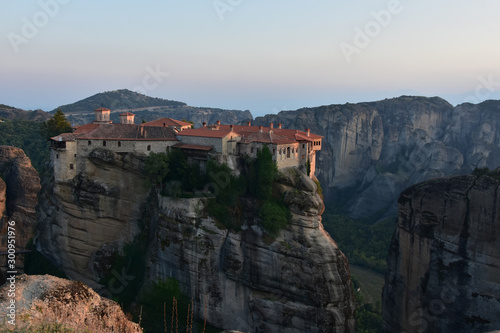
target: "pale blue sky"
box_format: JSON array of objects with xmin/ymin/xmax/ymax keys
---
[{"xmin": 1, "ymin": 0, "xmax": 500, "ymax": 116}]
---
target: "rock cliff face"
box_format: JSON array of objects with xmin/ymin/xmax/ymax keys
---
[
  {"xmin": 0, "ymin": 274, "xmax": 142, "ymax": 332},
  {"xmin": 37, "ymin": 148, "xmax": 149, "ymax": 286},
  {"xmin": 146, "ymin": 169, "xmax": 355, "ymax": 332},
  {"xmin": 37, "ymin": 149, "xmax": 355, "ymax": 332},
  {"xmin": 382, "ymin": 172, "xmax": 500, "ymax": 332},
  {"xmin": 253, "ymin": 97, "xmax": 500, "ymax": 218},
  {"xmin": 0, "ymin": 146, "xmax": 40, "ymax": 274}
]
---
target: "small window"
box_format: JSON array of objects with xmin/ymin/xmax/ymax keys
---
[
  {"xmin": 273, "ymin": 149, "xmax": 276, "ymax": 155},
  {"xmin": 88, "ymin": 141, "xmax": 91, "ymax": 146},
  {"xmin": 56, "ymin": 154, "xmax": 59, "ymax": 159},
  {"xmin": 251, "ymin": 147, "xmax": 254, "ymax": 153},
  {"xmin": 166, "ymin": 146, "xmax": 170, "ymax": 153},
  {"xmin": 302, "ymin": 144, "xmax": 305, "ymax": 149},
  {"xmin": 74, "ymin": 154, "xmax": 76, "ymax": 157},
  {"xmin": 118, "ymin": 141, "xmax": 121, "ymax": 147},
  {"xmin": 302, "ymin": 155, "xmax": 305, "ymax": 159},
  {"xmin": 147, "ymin": 145, "xmax": 151, "ymax": 151},
  {"xmin": 103, "ymin": 141, "xmax": 106, "ymax": 147},
  {"xmin": 69, "ymin": 164, "xmax": 74, "ymax": 170}
]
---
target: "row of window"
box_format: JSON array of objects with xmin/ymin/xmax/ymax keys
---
[
  {"xmin": 313, "ymin": 141, "xmax": 321, "ymax": 146},
  {"xmin": 87, "ymin": 140, "xmax": 153, "ymax": 151}
]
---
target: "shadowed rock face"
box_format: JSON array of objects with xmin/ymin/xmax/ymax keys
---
[
  {"xmin": 382, "ymin": 172, "xmax": 500, "ymax": 333},
  {"xmin": 38, "ymin": 148, "xmax": 355, "ymax": 332},
  {"xmin": 146, "ymin": 169, "xmax": 355, "ymax": 332},
  {"xmin": 37, "ymin": 149, "xmax": 149, "ymax": 286},
  {"xmin": 0, "ymin": 146, "xmax": 40, "ymax": 276},
  {"xmin": 253, "ymin": 97, "xmax": 500, "ymax": 219}
]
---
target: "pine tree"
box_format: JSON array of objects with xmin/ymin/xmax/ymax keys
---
[{"xmin": 41, "ymin": 108, "xmax": 73, "ymax": 140}]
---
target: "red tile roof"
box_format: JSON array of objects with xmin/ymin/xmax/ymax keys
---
[
  {"xmin": 119, "ymin": 112, "xmax": 135, "ymax": 116},
  {"xmin": 142, "ymin": 118, "xmax": 192, "ymax": 128},
  {"xmin": 213, "ymin": 124, "xmax": 323, "ymax": 143},
  {"xmin": 177, "ymin": 128, "xmax": 238, "ymax": 139},
  {"xmin": 51, "ymin": 123, "xmax": 178, "ymax": 141},
  {"xmin": 94, "ymin": 107, "xmax": 110, "ymax": 112}
]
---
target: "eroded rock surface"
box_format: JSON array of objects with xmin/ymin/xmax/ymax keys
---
[
  {"xmin": 0, "ymin": 146, "xmax": 40, "ymax": 278},
  {"xmin": 253, "ymin": 97, "xmax": 500, "ymax": 218},
  {"xmin": 146, "ymin": 169, "xmax": 355, "ymax": 333},
  {"xmin": 382, "ymin": 172, "xmax": 500, "ymax": 332},
  {"xmin": 37, "ymin": 149, "xmax": 149, "ymax": 286},
  {"xmin": 0, "ymin": 274, "xmax": 142, "ymax": 332},
  {"xmin": 38, "ymin": 148, "xmax": 355, "ymax": 332}
]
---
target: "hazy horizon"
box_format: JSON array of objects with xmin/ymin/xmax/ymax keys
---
[{"xmin": 2, "ymin": 1, "xmax": 500, "ymax": 116}]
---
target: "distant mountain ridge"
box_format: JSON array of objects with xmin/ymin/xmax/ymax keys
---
[
  {"xmin": 52, "ymin": 89, "xmax": 186, "ymax": 114},
  {"xmin": 0, "ymin": 104, "xmax": 49, "ymax": 122},
  {"xmin": 52, "ymin": 89, "xmax": 253, "ymax": 127}
]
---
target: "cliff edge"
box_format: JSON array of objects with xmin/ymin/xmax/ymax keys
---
[{"xmin": 382, "ymin": 171, "xmax": 500, "ymax": 332}]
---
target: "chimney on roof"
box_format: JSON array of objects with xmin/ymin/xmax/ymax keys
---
[
  {"xmin": 216, "ymin": 120, "xmax": 221, "ymax": 125},
  {"xmin": 140, "ymin": 126, "xmax": 144, "ymax": 136},
  {"xmin": 247, "ymin": 121, "xmax": 251, "ymax": 126},
  {"xmin": 306, "ymin": 128, "xmax": 310, "ymax": 137},
  {"xmin": 163, "ymin": 123, "xmax": 166, "ymax": 128},
  {"xmin": 203, "ymin": 122, "xmax": 207, "ymax": 127},
  {"xmin": 278, "ymin": 123, "xmax": 282, "ymax": 129},
  {"xmin": 259, "ymin": 126, "xmax": 263, "ymax": 133},
  {"xmin": 230, "ymin": 124, "xmax": 234, "ymax": 131},
  {"xmin": 270, "ymin": 122, "xmax": 273, "ymax": 129}
]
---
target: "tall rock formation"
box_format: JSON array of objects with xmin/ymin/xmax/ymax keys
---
[
  {"xmin": 146, "ymin": 169, "xmax": 355, "ymax": 332},
  {"xmin": 0, "ymin": 146, "xmax": 41, "ymax": 278},
  {"xmin": 253, "ymin": 97, "xmax": 500, "ymax": 219},
  {"xmin": 37, "ymin": 149, "xmax": 355, "ymax": 332},
  {"xmin": 382, "ymin": 171, "xmax": 500, "ymax": 332},
  {"xmin": 37, "ymin": 148, "xmax": 150, "ymax": 285}
]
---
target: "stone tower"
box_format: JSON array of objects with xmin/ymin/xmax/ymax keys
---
[
  {"xmin": 93, "ymin": 107, "xmax": 112, "ymax": 124},
  {"xmin": 119, "ymin": 112, "xmax": 135, "ymax": 125}
]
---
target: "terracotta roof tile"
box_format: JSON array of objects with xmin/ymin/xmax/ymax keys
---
[
  {"xmin": 119, "ymin": 112, "xmax": 135, "ymax": 116},
  {"xmin": 94, "ymin": 107, "xmax": 110, "ymax": 112},
  {"xmin": 143, "ymin": 118, "xmax": 192, "ymax": 128},
  {"xmin": 52, "ymin": 123, "xmax": 178, "ymax": 141},
  {"xmin": 177, "ymin": 128, "xmax": 238, "ymax": 139}
]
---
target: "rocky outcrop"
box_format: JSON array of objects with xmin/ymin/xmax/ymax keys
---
[
  {"xmin": 37, "ymin": 149, "xmax": 149, "ymax": 286},
  {"xmin": 382, "ymin": 171, "xmax": 500, "ymax": 332},
  {"xmin": 146, "ymin": 168, "xmax": 355, "ymax": 332},
  {"xmin": 0, "ymin": 274, "xmax": 142, "ymax": 332},
  {"xmin": 0, "ymin": 146, "xmax": 41, "ymax": 275},
  {"xmin": 37, "ymin": 149, "xmax": 355, "ymax": 332},
  {"xmin": 253, "ymin": 97, "xmax": 500, "ymax": 219}
]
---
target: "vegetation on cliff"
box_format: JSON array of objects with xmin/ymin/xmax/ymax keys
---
[
  {"xmin": 0, "ymin": 120, "xmax": 49, "ymax": 172},
  {"xmin": 143, "ymin": 145, "xmax": 291, "ymax": 236}
]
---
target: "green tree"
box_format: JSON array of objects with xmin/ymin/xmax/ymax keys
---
[
  {"xmin": 41, "ymin": 108, "xmax": 72, "ymax": 140},
  {"xmin": 144, "ymin": 152, "xmax": 169, "ymax": 190},
  {"xmin": 255, "ymin": 145, "xmax": 277, "ymax": 200}
]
